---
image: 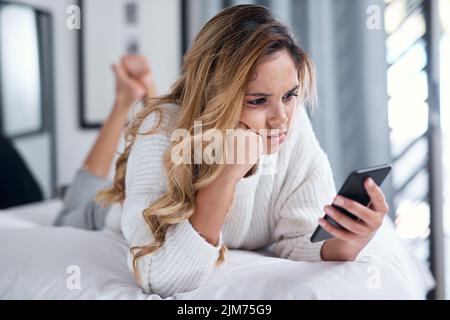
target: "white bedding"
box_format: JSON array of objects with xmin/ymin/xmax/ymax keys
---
[
  {"xmin": 0, "ymin": 201, "xmax": 434, "ymax": 300},
  {"xmin": 0, "ymin": 199, "xmax": 62, "ymax": 227}
]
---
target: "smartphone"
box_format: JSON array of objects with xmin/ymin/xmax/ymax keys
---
[{"xmin": 310, "ymin": 164, "xmax": 392, "ymax": 243}]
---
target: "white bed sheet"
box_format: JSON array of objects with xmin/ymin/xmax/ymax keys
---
[
  {"xmin": 0, "ymin": 199, "xmax": 62, "ymax": 227},
  {"xmin": 0, "ymin": 201, "xmax": 434, "ymax": 300}
]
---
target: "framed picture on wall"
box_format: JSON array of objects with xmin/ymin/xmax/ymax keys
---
[{"xmin": 79, "ymin": 0, "xmax": 182, "ymax": 128}]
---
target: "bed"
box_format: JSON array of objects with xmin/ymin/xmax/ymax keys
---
[{"xmin": 0, "ymin": 200, "xmax": 434, "ymax": 300}]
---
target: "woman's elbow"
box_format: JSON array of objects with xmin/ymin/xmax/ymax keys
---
[{"xmin": 133, "ymin": 262, "xmax": 207, "ymax": 298}]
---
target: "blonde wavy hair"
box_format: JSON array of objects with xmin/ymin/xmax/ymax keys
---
[{"xmin": 97, "ymin": 4, "xmax": 316, "ymax": 284}]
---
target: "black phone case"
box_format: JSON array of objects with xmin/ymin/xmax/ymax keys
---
[{"xmin": 310, "ymin": 164, "xmax": 392, "ymax": 243}]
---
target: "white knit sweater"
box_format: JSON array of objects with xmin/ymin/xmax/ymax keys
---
[{"xmin": 113, "ymin": 103, "xmax": 337, "ymax": 297}]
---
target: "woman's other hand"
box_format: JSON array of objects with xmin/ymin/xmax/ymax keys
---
[{"xmin": 220, "ymin": 122, "xmax": 264, "ymax": 184}]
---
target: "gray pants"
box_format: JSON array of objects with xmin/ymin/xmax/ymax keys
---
[{"xmin": 54, "ymin": 170, "xmax": 112, "ymax": 230}]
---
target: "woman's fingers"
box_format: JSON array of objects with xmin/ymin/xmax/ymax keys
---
[
  {"xmin": 112, "ymin": 63, "xmax": 127, "ymax": 80},
  {"xmin": 224, "ymin": 122, "xmax": 263, "ymax": 177},
  {"xmin": 237, "ymin": 122, "xmax": 262, "ymax": 138},
  {"xmin": 122, "ymin": 55, "xmax": 151, "ymax": 77},
  {"xmin": 324, "ymin": 205, "xmax": 370, "ymax": 235},
  {"xmin": 332, "ymin": 195, "xmax": 375, "ymax": 226},
  {"xmin": 331, "ymin": 179, "xmax": 389, "ymax": 229},
  {"xmin": 112, "ymin": 61, "xmax": 147, "ymax": 104},
  {"xmin": 364, "ymin": 178, "xmax": 390, "ymax": 214},
  {"xmin": 318, "ymin": 218, "xmax": 357, "ymax": 242},
  {"xmin": 119, "ymin": 55, "xmax": 157, "ymax": 96}
]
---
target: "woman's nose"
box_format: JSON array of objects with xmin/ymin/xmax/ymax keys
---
[{"xmin": 268, "ymin": 103, "xmax": 288, "ymax": 127}]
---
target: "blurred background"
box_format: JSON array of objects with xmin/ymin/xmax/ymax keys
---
[{"xmin": 0, "ymin": 0, "xmax": 448, "ymax": 299}]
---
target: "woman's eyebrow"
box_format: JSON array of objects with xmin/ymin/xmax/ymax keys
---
[{"xmin": 245, "ymin": 85, "xmax": 299, "ymax": 97}]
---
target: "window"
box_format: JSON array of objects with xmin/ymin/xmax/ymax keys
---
[{"xmin": 385, "ymin": 0, "xmax": 446, "ymax": 299}]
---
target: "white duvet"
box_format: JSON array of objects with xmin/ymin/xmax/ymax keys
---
[{"xmin": 0, "ymin": 201, "xmax": 434, "ymax": 299}]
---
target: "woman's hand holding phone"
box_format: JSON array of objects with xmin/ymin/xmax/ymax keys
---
[{"xmin": 319, "ymin": 177, "xmax": 390, "ymax": 261}]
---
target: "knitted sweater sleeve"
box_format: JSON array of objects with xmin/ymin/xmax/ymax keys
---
[
  {"xmin": 120, "ymin": 105, "xmax": 222, "ymax": 297},
  {"xmin": 272, "ymin": 106, "xmax": 337, "ymax": 261}
]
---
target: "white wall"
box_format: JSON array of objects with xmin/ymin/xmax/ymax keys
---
[
  {"xmin": 9, "ymin": 0, "xmax": 181, "ymax": 193},
  {"xmin": 82, "ymin": 0, "xmax": 181, "ymax": 125}
]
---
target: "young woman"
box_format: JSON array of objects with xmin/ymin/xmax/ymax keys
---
[{"xmin": 61, "ymin": 5, "xmax": 390, "ymax": 297}]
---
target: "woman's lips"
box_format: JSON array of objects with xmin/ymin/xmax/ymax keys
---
[{"xmin": 266, "ymin": 130, "xmax": 287, "ymax": 145}]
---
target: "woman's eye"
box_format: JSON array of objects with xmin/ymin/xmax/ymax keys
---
[
  {"xmin": 283, "ymin": 92, "xmax": 298, "ymax": 101},
  {"xmin": 248, "ymin": 98, "xmax": 267, "ymax": 106}
]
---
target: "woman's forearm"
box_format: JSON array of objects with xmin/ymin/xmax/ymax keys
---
[
  {"xmin": 82, "ymin": 98, "xmax": 132, "ymax": 178},
  {"xmin": 188, "ymin": 127, "xmax": 262, "ymax": 246},
  {"xmin": 189, "ymin": 172, "xmax": 239, "ymax": 246}
]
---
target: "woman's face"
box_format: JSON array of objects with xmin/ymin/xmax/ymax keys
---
[{"xmin": 240, "ymin": 49, "xmax": 299, "ymax": 155}]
